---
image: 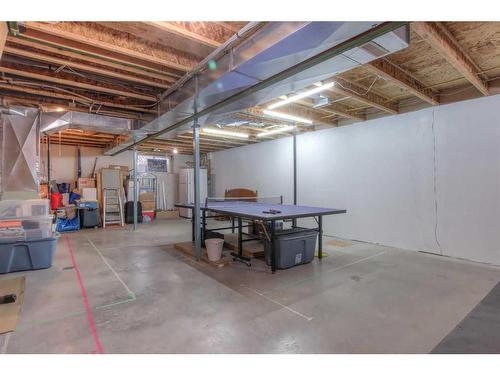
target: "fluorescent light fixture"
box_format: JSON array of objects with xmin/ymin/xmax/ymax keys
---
[
  {"xmin": 267, "ymin": 82, "xmax": 335, "ymax": 110},
  {"xmin": 202, "ymin": 127, "xmax": 249, "ymax": 139},
  {"xmin": 262, "ymin": 110, "xmax": 313, "ymax": 125},
  {"xmin": 173, "ymin": 148, "xmax": 178, "ymax": 154},
  {"xmin": 257, "ymin": 125, "xmax": 295, "ymax": 137}
]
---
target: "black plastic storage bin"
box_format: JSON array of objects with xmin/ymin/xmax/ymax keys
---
[
  {"xmin": 0, "ymin": 234, "xmax": 59, "ymax": 274},
  {"xmin": 265, "ymin": 230, "xmax": 318, "ymax": 269},
  {"xmin": 80, "ymin": 208, "xmax": 101, "ymax": 228}
]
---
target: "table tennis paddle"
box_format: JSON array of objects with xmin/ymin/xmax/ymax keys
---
[{"xmin": 262, "ymin": 209, "xmax": 281, "ymax": 214}]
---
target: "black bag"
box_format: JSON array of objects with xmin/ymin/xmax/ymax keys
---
[
  {"xmin": 125, "ymin": 201, "xmax": 143, "ymax": 224},
  {"xmin": 80, "ymin": 208, "xmax": 101, "ymax": 228}
]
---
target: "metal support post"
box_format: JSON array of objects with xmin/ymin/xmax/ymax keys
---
[
  {"xmin": 46, "ymin": 133, "xmax": 51, "ymax": 189},
  {"xmin": 133, "ymin": 146, "xmax": 138, "ymax": 231},
  {"xmin": 193, "ymin": 75, "xmax": 202, "ymax": 260},
  {"xmin": 292, "ymin": 124, "xmax": 297, "ymax": 227}
]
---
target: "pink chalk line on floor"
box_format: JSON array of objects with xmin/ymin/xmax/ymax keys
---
[{"xmin": 65, "ymin": 236, "xmax": 104, "ymax": 354}]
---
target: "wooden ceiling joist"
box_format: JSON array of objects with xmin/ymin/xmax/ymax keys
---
[
  {"xmin": 0, "ymin": 83, "xmax": 157, "ymax": 114},
  {"xmin": 328, "ymin": 76, "xmax": 399, "ymax": 114},
  {"xmin": 0, "ymin": 96, "xmax": 142, "ymax": 120},
  {"xmin": 47, "ymin": 137, "xmax": 107, "ymax": 147},
  {"xmin": 243, "ymin": 105, "xmax": 337, "ymax": 126},
  {"xmin": 144, "ymin": 22, "xmax": 221, "ymax": 49},
  {"xmin": 177, "ymin": 133, "xmax": 256, "ymax": 146},
  {"xmin": 367, "ymin": 59, "xmax": 439, "ymax": 105},
  {"xmin": 3, "ymin": 46, "xmax": 170, "ymax": 89},
  {"xmin": 413, "ymin": 22, "xmax": 490, "ymax": 96},
  {"xmin": 143, "ymin": 143, "xmax": 218, "ymax": 153},
  {"xmin": 22, "ymin": 22, "xmax": 195, "ymax": 73},
  {"xmin": 147, "ymin": 136, "xmax": 226, "ymax": 148},
  {"xmin": 6, "ymin": 36, "xmax": 178, "ymax": 83},
  {"xmin": 0, "ymin": 22, "xmax": 7, "ymax": 59},
  {"xmin": 0, "ymin": 66, "xmax": 157, "ymax": 102},
  {"xmin": 246, "ymin": 106, "xmax": 337, "ymax": 127},
  {"xmin": 212, "ymin": 22, "xmax": 243, "ymax": 33},
  {"xmin": 294, "ymin": 99, "xmax": 365, "ymax": 122},
  {"xmin": 152, "ymin": 137, "xmax": 228, "ymax": 149}
]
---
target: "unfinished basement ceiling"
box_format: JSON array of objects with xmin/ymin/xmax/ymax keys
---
[{"xmin": 1, "ymin": 21, "xmax": 500, "ymax": 154}]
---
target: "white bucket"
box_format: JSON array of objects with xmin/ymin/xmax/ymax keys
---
[{"xmin": 205, "ymin": 238, "xmax": 224, "ymax": 262}]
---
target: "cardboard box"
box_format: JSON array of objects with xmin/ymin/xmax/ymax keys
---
[
  {"xmin": 62, "ymin": 193, "xmax": 70, "ymax": 207},
  {"xmin": 0, "ymin": 276, "xmax": 25, "ymax": 333},
  {"xmin": 40, "ymin": 183, "xmax": 49, "ymax": 199},
  {"xmin": 139, "ymin": 192, "xmax": 155, "ymax": 202},
  {"xmin": 156, "ymin": 210, "xmax": 179, "ymax": 219},
  {"xmin": 109, "ymin": 165, "xmax": 129, "ymax": 173},
  {"xmin": 77, "ymin": 178, "xmax": 96, "ymax": 189},
  {"xmin": 141, "ymin": 201, "xmax": 156, "ymax": 211},
  {"xmin": 82, "ymin": 188, "xmax": 97, "ymax": 201}
]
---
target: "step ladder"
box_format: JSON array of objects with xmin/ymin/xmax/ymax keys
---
[{"xmin": 103, "ymin": 188, "xmax": 124, "ymax": 228}]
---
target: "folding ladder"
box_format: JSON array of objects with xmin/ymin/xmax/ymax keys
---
[{"xmin": 103, "ymin": 188, "xmax": 124, "ymax": 228}]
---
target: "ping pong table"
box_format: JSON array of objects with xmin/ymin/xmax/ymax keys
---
[{"xmin": 175, "ymin": 197, "xmax": 346, "ymax": 273}]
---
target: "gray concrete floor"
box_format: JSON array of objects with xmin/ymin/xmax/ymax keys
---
[{"xmin": 1, "ymin": 218, "xmax": 500, "ymax": 354}]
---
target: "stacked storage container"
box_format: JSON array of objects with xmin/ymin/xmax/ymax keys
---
[{"xmin": 0, "ymin": 199, "xmax": 58, "ymax": 274}]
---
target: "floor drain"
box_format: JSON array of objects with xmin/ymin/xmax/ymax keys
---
[{"xmin": 62, "ymin": 266, "xmax": 75, "ymax": 270}]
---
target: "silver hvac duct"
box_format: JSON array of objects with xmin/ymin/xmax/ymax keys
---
[
  {"xmin": 0, "ymin": 107, "xmax": 27, "ymax": 117},
  {"xmin": 40, "ymin": 111, "xmax": 137, "ymax": 135},
  {"xmin": 0, "ymin": 106, "xmax": 40, "ymax": 198},
  {"xmin": 106, "ymin": 22, "xmax": 410, "ymax": 156}
]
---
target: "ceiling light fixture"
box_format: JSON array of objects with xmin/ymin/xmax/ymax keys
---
[
  {"xmin": 173, "ymin": 148, "xmax": 178, "ymax": 154},
  {"xmin": 202, "ymin": 127, "xmax": 249, "ymax": 139},
  {"xmin": 257, "ymin": 125, "xmax": 295, "ymax": 138},
  {"xmin": 262, "ymin": 110, "xmax": 313, "ymax": 125},
  {"xmin": 267, "ymin": 82, "xmax": 335, "ymax": 110}
]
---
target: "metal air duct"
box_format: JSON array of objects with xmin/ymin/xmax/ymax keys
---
[
  {"xmin": 106, "ymin": 22, "xmax": 410, "ymax": 156},
  {"xmin": 40, "ymin": 111, "xmax": 137, "ymax": 135},
  {"xmin": 0, "ymin": 106, "xmax": 40, "ymax": 197}
]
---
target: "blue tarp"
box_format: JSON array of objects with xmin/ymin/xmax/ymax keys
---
[{"xmin": 56, "ymin": 216, "xmax": 80, "ymax": 232}]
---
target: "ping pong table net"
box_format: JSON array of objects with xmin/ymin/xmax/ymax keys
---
[{"xmin": 205, "ymin": 196, "xmax": 283, "ymax": 207}]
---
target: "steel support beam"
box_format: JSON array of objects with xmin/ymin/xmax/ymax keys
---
[
  {"xmin": 133, "ymin": 146, "xmax": 138, "ymax": 231},
  {"xmin": 292, "ymin": 124, "xmax": 298, "ymax": 227},
  {"xmin": 193, "ymin": 76, "xmax": 202, "ymax": 260},
  {"xmin": 46, "ymin": 133, "xmax": 51, "ymax": 193}
]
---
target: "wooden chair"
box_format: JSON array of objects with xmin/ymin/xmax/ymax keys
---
[{"xmin": 214, "ymin": 188, "xmax": 258, "ymax": 221}]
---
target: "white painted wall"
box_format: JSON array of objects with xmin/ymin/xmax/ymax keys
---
[
  {"xmin": 212, "ymin": 137, "xmax": 294, "ymax": 200},
  {"xmin": 172, "ymin": 154, "xmax": 192, "ymax": 174},
  {"xmin": 212, "ymin": 94, "xmax": 500, "ymax": 265}
]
